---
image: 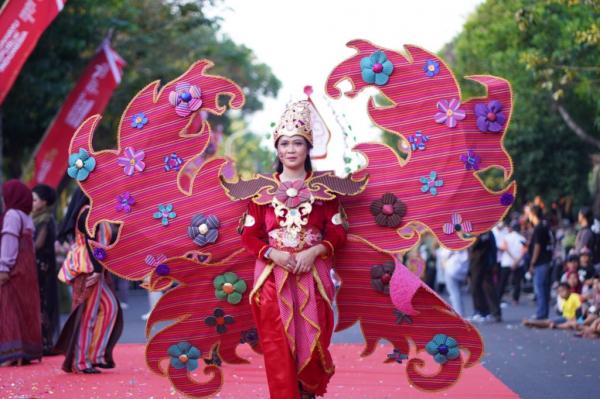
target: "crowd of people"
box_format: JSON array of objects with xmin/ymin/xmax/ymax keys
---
[
  {"xmin": 0, "ymin": 182, "xmax": 129, "ymax": 373},
  {"xmin": 418, "ymin": 199, "xmax": 600, "ymax": 339}
]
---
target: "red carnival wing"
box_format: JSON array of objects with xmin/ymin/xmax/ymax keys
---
[
  {"xmin": 327, "ymin": 40, "xmax": 515, "ymax": 253},
  {"xmin": 68, "ymin": 60, "xmax": 246, "ymax": 280},
  {"xmin": 335, "ymin": 238, "xmax": 483, "ymax": 391}
]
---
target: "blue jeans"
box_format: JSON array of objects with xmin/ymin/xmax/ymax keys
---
[{"xmin": 533, "ymin": 263, "xmax": 551, "ymax": 319}]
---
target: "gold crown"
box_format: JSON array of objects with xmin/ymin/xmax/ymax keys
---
[{"xmin": 274, "ymin": 100, "xmax": 313, "ymax": 145}]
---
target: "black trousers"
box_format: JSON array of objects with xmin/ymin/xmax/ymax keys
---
[
  {"xmin": 470, "ymin": 262, "xmax": 501, "ymax": 318},
  {"xmin": 498, "ymin": 266, "xmax": 524, "ymax": 303}
]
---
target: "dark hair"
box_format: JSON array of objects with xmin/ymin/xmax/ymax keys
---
[
  {"xmin": 531, "ymin": 205, "xmax": 544, "ymax": 220},
  {"xmin": 579, "ymin": 206, "xmax": 593, "ymax": 225},
  {"xmin": 57, "ymin": 188, "xmax": 89, "ymax": 242},
  {"xmin": 32, "ymin": 184, "xmax": 57, "ymax": 207},
  {"xmin": 509, "ymin": 220, "xmax": 520, "ymax": 232},
  {"xmin": 274, "ymin": 137, "xmax": 313, "ymax": 174},
  {"xmin": 558, "ymin": 282, "xmax": 570, "ymax": 290}
]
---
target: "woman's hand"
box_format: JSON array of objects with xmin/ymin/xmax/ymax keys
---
[
  {"xmin": 293, "ymin": 245, "xmax": 326, "ymax": 275},
  {"xmin": 85, "ymin": 272, "xmax": 101, "ymax": 288},
  {"xmin": 268, "ymin": 249, "xmax": 295, "ymax": 272},
  {"xmin": 0, "ymin": 272, "xmax": 9, "ymax": 287}
]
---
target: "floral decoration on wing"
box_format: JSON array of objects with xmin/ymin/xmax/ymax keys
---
[
  {"xmin": 67, "ymin": 60, "xmax": 247, "ymax": 280},
  {"xmin": 326, "ymin": 40, "xmax": 516, "ymax": 253}
]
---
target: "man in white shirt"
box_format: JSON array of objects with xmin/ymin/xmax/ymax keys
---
[{"xmin": 497, "ymin": 220, "xmax": 526, "ymax": 304}]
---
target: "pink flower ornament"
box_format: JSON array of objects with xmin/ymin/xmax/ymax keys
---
[
  {"xmin": 169, "ymin": 82, "xmax": 202, "ymax": 117},
  {"xmin": 443, "ymin": 213, "xmax": 473, "ymax": 235},
  {"xmin": 274, "ymin": 180, "xmax": 311, "ymax": 208},
  {"xmin": 117, "ymin": 147, "xmax": 146, "ymax": 176},
  {"xmin": 434, "ymin": 99, "xmax": 466, "ymax": 128}
]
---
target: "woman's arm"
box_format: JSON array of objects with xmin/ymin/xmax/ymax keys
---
[
  {"xmin": 320, "ymin": 198, "xmax": 348, "ymax": 257},
  {"xmin": 240, "ymin": 201, "xmax": 270, "ymax": 259},
  {"xmin": 34, "ymin": 223, "xmax": 48, "ymax": 251},
  {"xmin": 0, "ymin": 210, "xmax": 22, "ymax": 273}
]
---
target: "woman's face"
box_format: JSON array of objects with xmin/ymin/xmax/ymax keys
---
[
  {"xmin": 32, "ymin": 192, "xmax": 46, "ymax": 213},
  {"xmin": 277, "ymin": 135, "xmax": 308, "ymax": 171}
]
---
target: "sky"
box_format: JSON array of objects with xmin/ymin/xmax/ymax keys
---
[{"xmin": 213, "ymin": 0, "xmax": 484, "ymax": 173}]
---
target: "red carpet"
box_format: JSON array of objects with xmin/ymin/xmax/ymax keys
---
[{"xmin": 0, "ymin": 343, "xmax": 518, "ymax": 398}]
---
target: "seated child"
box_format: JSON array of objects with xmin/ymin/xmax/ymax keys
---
[
  {"xmin": 523, "ymin": 283, "xmax": 581, "ymax": 329},
  {"xmin": 576, "ymin": 277, "xmax": 600, "ymax": 336}
]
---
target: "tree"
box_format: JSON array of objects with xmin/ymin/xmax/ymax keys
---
[
  {"xmin": 443, "ymin": 0, "xmax": 599, "ymax": 206},
  {"xmin": 1, "ymin": 0, "xmax": 281, "ymax": 178}
]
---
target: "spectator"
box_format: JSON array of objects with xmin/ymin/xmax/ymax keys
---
[
  {"xmin": 523, "ymin": 282, "xmax": 581, "ymax": 329},
  {"xmin": 560, "ymin": 254, "xmax": 580, "ymax": 283},
  {"xmin": 526, "ymin": 205, "xmax": 553, "ymax": 321},
  {"xmin": 492, "ymin": 221, "xmax": 508, "ymax": 266},
  {"xmin": 0, "ymin": 180, "xmax": 42, "ymax": 366},
  {"xmin": 575, "ymin": 207, "xmax": 593, "ymax": 253},
  {"xmin": 576, "ymin": 278, "xmax": 600, "ymax": 338},
  {"xmin": 31, "ymin": 184, "xmax": 60, "ymax": 355},
  {"xmin": 497, "ymin": 220, "xmax": 527, "ymax": 305},
  {"xmin": 579, "ymin": 247, "xmax": 597, "ymax": 283},
  {"xmin": 566, "ymin": 271, "xmax": 582, "ymax": 294},
  {"xmin": 469, "ymin": 231, "xmax": 502, "ymax": 322},
  {"xmin": 439, "ymin": 248, "xmax": 469, "ymax": 317}
]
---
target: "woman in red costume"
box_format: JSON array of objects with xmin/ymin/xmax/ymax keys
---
[{"xmin": 241, "ymin": 100, "xmax": 347, "ymax": 399}]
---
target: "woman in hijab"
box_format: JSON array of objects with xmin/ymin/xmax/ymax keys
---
[
  {"xmin": 54, "ymin": 189, "xmax": 123, "ymax": 374},
  {"xmin": 0, "ymin": 180, "xmax": 42, "ymax": 366},
  {"xmin": 32, "ymin": 184, "xmax": 60, "ymax": 355}
]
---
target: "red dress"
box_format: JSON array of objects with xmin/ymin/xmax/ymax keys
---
[
  {"xmin": 241, "ymin": 175, "xmax": 347, "ymax": 398},
  {"xmin": 0, "ymin": 210, "xmax": 42, "ymax": 364}
]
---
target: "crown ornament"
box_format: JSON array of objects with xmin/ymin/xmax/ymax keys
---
[{"xmin": 273, "ymin": 100, "xmax": 313, "ymax": 145}]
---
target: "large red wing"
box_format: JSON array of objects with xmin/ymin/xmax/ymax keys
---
[
  {"xmin": 69, "ymin": 60, "xmax": 246, "ymax": 281},
  {"xmin": 335, "ymin": 237, "xmax": 484, "ymax": 391},
  {"xmin": 327, "ymin": 40, "xmax": 515, "ymax": 254}
]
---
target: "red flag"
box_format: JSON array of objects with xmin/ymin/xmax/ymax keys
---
[
  {"xmin": 0, "ymin": 0, "xmax": 67, "ymax": 104},
  {"xmin": 29, "ymin": 40, "xmax": 125, "ymax": 187}
]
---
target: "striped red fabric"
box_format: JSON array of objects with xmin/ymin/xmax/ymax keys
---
[
  {"xmin": 335, "ymin": 237, "xmax": 484, "ymax": 391},
  {"xmin": 145, "ymin": 251, "xmax": 258, "ymax": 398},
  {"xmin": 69, "ymin": 60, "xmax": 246, "ymax": 281},
  {"xmin": 326, "ymin": 40, "xmax": 515, "ymax": 253}
]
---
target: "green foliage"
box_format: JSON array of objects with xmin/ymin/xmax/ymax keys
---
[
  {"xmin": 444, "ymin": 0, "xmax": 599, "ymax": 206},
  {"xmin": 229, "ymin": 132, "xmax": 274, "ymax": 179},
  {"xmin": 1, "ymin": 0, "xmax": 280, "ymax": 178}
]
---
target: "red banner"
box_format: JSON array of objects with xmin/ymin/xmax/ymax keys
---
[
  {"xmin": 0, "ymin": 0, "xmax": 66, "ymax": 104},
  {"xmin": 29, "ymin": 40, "xmax": 125, "ymax": 187}
]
